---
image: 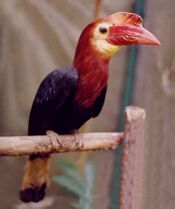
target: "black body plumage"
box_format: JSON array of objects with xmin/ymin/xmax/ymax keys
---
[
  {"xmin": 28, "ymin": 67, "xmax": 107, "ymax": 135},
  {"xmin": 20, "ymin": 67, "xmax": 107, "ymax": 203}
]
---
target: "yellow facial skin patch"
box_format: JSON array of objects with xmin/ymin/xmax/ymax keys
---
[{"xmin": 91, "ymin": 23, "xmax": 121, "ymax": 58}]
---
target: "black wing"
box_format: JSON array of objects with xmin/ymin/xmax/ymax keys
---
[
  {"xmin": 28, "ymin": 67, "xmax": 78, "ymax": 135},
  {"xmin": 92, "ymin": 86, "xmax": 107, "ymax": 118}
]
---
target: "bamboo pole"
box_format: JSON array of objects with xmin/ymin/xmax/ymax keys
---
[
  {"xmin": 119, "ymin": 106, "xmax": 145, "ymax": 209},
  {"xmin": 94, "ymin": 0, "xmax": 103, "ymax": 18}
]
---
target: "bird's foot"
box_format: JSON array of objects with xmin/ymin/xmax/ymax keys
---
[
  {"xmin": 46, "ymin": 130, "xmax": 62, "ymax": 150},
  {"xmin": 72, "ymin": 131, "xmax": 84, "ymax": 149}
]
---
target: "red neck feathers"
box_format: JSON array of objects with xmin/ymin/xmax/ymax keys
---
[{"xmin": 73, "ymin": 21, "xmax": 110, "ymax": 108}]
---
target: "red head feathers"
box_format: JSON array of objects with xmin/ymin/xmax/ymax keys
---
[{"xmin": 73, "ymin": 12, "xmax": 160, "ymax": 107}]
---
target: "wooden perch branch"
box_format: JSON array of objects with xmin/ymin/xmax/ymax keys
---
[
  {"xmin": 0, "ymin": 106, "xmax": 145, "ymax": 208},
  {"xmin": 0, "ymin": 132, "xmax": 124, "ymax": 156}
]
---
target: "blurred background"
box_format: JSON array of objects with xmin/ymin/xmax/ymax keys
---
[{"xmin": 0, "ymin": 0, "xmax": 174, "ymax": 208}]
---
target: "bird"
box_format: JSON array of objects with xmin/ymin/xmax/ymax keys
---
[{"xmin": 19, "ymin": 12, "xmax": 160, "ymax": 202}]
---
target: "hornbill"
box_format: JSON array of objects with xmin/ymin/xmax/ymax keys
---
[{"xmin": 19, "ymin": 12, "xmax": 160, "ymax": 202}]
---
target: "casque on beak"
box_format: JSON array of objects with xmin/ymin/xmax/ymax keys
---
[{"xmin": 105, "ymin": 12, "xmax": 160, "ymax": 46}]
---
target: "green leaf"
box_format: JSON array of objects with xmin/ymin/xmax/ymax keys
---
[
  {"xmin": 53, "ymin": 160, "xmax": 96, "ymax": 209},
  {"xmin": 71, "ymin": 202, "xmax": 82, "ymax": 209},
  {"xmin": 53, "ymin": 175, "xmax": 85, "ymax": 198},
  {"xmin": 83, "ymin": 162, "xmax": 96, "ymax": 209},
  {"xmin": 59, "ymin": 160, "xmax": 85, "ymax": 188},
  {"xmin": 59, "ymin": 159, "xmax": 76, "ymax": 170}
]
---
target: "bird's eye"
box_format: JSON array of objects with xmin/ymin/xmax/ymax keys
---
[{"xmin": 99, "ymin": 27, "xmax": 108, "ymax": 34}]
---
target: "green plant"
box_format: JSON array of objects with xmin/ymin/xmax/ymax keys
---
[{"xmin": 53, "ymin": 159, "xmax": 96, "ymax": 209}]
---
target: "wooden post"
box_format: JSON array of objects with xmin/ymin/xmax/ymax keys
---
[{"xmin": 119, "ymin": 106, "xmax": 145, "ymax": 209}]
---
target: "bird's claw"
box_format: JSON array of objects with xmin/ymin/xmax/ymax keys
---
[
  {"xmin": 73, "ymin": 132, "xmax": 83, "ymax": 149},
  {"xmin": 46, "ymin": 130, "xmax": 62, "ymax": 150}
]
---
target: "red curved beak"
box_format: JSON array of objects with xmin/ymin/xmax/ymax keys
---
[{"xmin": 106, "ymin": 24, "xmax": 160, "ymax": 46}]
